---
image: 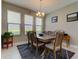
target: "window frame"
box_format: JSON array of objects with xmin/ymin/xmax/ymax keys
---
[
  {"xmin": 24, "ymin": 14, "xmax": 34, "ymax": 35},
  {"xmin": 7, "ymin": 10, "xmax": 21, "ymax": 36},
  {"xmin": 35, "ymin": 17, "xmax": 43, "ymax": 32}
]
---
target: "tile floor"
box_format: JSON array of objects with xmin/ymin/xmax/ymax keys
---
[{"xmin": 1, "ymin": 41, "xmax": 78, "ymax": 59}]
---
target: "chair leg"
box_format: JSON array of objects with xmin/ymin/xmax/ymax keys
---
[
  {"xmin": 35, "ymin": 46, "xmax": 39, "ymax": 57},
  {"xmin": 28, "ymin": 40, "xmax": 30, "ymax": 46},
  {"xmin": 53, "ymin": 50, "xmax": 56, "ymax": 59},
  {"xmin": 41, "ymin": 48, "xmax": 48, "ymax": 59},
  {"xmin": 43, "ymin": 48, "xmax": 50, "ymax": 59},
  {"xmin": 60, "ymin": 48, "xmax": 62, "ymax": 59},
  {"xmin": 30, "ymin": 41, "xmax": 33, "ymax": 50},
  {"xmin": 41, "ymin": 49, "xmax": 46, "ymax": 59},
  {"xmin": 46, "ymin": 50, "xmax": 50, "ymax": 59}
]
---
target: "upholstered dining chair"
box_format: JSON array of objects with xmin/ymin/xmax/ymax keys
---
[
  {"xmin": 44, "ymin": 31, "xmax": 64, "ymax": 59},
  {"xmin": 30, "ymin": 31, "xmax": 45, "ymax": 56}
]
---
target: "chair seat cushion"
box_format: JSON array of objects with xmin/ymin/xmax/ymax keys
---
[{"xmin": 45, "ymin": 43, "xmax": 60, "ymax": 51}]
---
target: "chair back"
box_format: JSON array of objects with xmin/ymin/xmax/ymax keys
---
[
  {"xmin": 27, "ymin": 31, "xmax": 38, "ymax": 46},
  {"xmin": 27, "ymin": 31, "xmax": 31, "ymax": 41},
  {"xmin": 54, "ymin": 31, "xmax": 64, "ymax": 47},
  {"xmin": 30, "ymin": 31, "xmax": 38, "ymax": 44}
]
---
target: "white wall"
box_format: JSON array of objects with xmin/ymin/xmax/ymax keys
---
[{"xmin": 45, "ymin": 2, "xmax": 78, "ymax": 46}]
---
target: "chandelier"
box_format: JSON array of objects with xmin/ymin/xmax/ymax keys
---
[{"xmin": 36, "ymin": 0, "xmax": 45, "ymax": 17}]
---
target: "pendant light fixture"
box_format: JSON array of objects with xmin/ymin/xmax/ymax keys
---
[{"xmin": 36, "ymin": 0, "xmax": 45, "ymax": 17}]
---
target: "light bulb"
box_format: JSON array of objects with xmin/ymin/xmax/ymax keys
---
[
  {"xmin": 38, "ymin": 12, "xmax": 40, "ymax": 14},
  {"xmin": 36, "ymin": 13, "xmax": 38, "ymax": 16},
  {"xmin": 42, "ymin": 12, "xmax": 45, "ymax": 16},
  {"xmin": 36, "ymin": 11, "xmax": 45, "ymax": 17}
]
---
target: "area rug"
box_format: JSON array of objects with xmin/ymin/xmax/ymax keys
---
[{"xmin": 17, "ymin": 44, "xmax": 75, "ymax": 59}]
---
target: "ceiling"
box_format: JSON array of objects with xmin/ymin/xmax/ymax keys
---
[{"xmin": 3, "ymin": 0, "xmax": 77, "ymax": 14}]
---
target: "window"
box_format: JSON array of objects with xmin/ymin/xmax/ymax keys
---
[
  {"xmin": 36, "ymin": 17, "xmax": 43, "ymax": 32},
  {"xmin": 24, "ymin": 15, "xmax": 33, "ymax": 34},
  {"xmin": 7, "ymin": 10, "xmax": 21, "ymax": 35}
]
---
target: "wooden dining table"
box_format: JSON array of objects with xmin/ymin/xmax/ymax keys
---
[{"xmin": 37, "ymin": 34, "xmax": 56, "ymax": 43}]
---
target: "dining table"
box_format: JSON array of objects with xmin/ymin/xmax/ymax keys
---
[{"xmin": 37, "ymin": 34, "xmax": 56, "ymax": 43}]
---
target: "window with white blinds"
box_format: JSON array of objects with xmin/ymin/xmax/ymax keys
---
[
  {"xmin": 24, "ymin": 15, "xmax": 33, "ymax": 34},
  {"xmin": 36, "ymin": 17, "xmax": 43, "ymax": 32},
  {"xmin": 7, "ymin": 10, "xmax": 21, "ymax": 35}
]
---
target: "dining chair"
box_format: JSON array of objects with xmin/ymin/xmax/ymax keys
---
[
  {"xmin": 44, "ymin": 31, "xmax": 64, "ymax": 59},
  {"xmin": 27, "ymin": 31, "xmax": 32, "ymax": 46},
  {"xmin": 30, "ymin": 31, "xmax": 45, "ymax": 56}
]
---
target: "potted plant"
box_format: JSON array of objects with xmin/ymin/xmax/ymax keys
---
[
  {"xmin": 3, "ymin": 32, "xmax": 13, "ymax": 39},
  {"xmin": 1, "ymin": 32, "xmax": 14, "ymax": 48}
]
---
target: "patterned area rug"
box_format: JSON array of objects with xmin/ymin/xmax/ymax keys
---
[{"xmin": 17, "ymin": 44, "xmax": 75, "ymax": 59}]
